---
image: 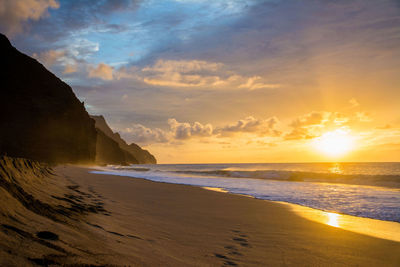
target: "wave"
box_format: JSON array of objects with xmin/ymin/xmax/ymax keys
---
[
  {"xmin": 108, "ymin": 166, "xmax": 150, "ymax": 172},
  {"xmin": 105, "ymin": 164, "xmax": 400, "ymax": 189},
  {"xmin": 172, "ymin": 170, "xmax": 400, "ymax": 189}
]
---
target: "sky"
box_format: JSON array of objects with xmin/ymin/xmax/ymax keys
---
[{"xmin": 1, "ymin": 0, "xmax": 399, "ymax": 163}]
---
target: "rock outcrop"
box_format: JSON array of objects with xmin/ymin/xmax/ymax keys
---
[
  {"xmin": 95, "ymin": 129, "xmax": 138, "ymax": 165},
  {"xmin": 91, "ymin": 115, "xmax": 157, "ymax": 164},
  {"xmin": 0, "ymin": 34, "xmax": 97, "ymax": 164}
]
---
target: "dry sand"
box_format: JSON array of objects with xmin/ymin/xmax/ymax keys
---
[{"xmin": 1, "ymin": 164, "xmax": 400, "ymax": 266}]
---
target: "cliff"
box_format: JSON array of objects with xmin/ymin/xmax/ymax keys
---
[
  {"xmin": 91, "ymin": 115, "xmax": 157, "ymax": 164},
  {"xmin": 0, "ymin": 34, "xmax": 97, "ymax": 164},
  {"xmin": 95, "ymin": 129, "xmax": 138, "ymax": 165}
]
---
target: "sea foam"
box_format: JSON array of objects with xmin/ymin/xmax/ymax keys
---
[{"xmin": 92, "ymin": 162, "xmax": 400, "ymax": 223}]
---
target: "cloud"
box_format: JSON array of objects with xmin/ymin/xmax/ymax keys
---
[
  {"xmin": 0, "ymin": 0, "xmax": 59, "ymax": 35},
  {"xmin": 349, "ymin": 98, "xmax": 360, "ymax": 108},
  {"xmin": 67, "ymin": 38, "xmax": 99, "ymax": 60},
  {"xmin": 142, "ymin": 59, "xmax": 225, "ymax": 87},
  {"xmin": 124, "ymin": 124, "xmax": 169, "ymax": 144},
  {"xmin": 290, "ymin": 111, "xmax": 330, "ymax": 128},
  {"xmin": 63, "ymin": 64, "xmax": 78, "ymax": 74},
  {"xmin": 166, "ymin": 116, "xmax": 281, "ymax": 140},
  {"xmin": 31, "ymin": 40, "xmax": 99, "ymax": 75},
  {"xmin": 119, "ymin": 108, "xmax": 379, "ymax": 146},
  {"xmin": 121, "ymin": 115, "xmax": 282, "ymax": 145},
  {"xmin": 284, "ymin": 109, "xmax": 375, "ymax": 140},
  {"xmin": 143, "ymin": 59, "xmax": 223, "ymax": 73},
  {"xmin": 238, "ymin": 76, "xmax": 280, "ymax": 90},
  {"xmin": 215, "ymin": 116, "xmax": 281, "ymax": 137},
  {"xmin": 114, "ymin": 66, "xmax": 140, "ymax": 80},
  {"xmin": 332, "ymin": 110, "xmax": 373, "ymax": 125},
  {"xmin": 355, "ymin": 111, "xmax": 372, "ymax": 122},
  {"xmin": 88, "ymin": 63, "xmax": 114, "ymax": 80},
  {"xmin": 168, "ymin": 118, "xmax": 213, "ymax": 139},
  {"xmin": 285, "ymin": 111, "xmax": 330, "ymax": 140},
  {"xmin": 143, "ymin": 74, "xmax": 223, "ymax": 88},
  {"xmin": 32, "ymin": 49, "xmax": 65, "ymax": 67},
  {"xmin": 139, "ymin": 59, "xmax": 279, "ymax": 89},
  {"xmin": 24, "ymin": 0, "xmax": 137, "ymax": 39},
  {"xmin": 331, "ymin": 112, "xmax": 350, "ymax": 126}
]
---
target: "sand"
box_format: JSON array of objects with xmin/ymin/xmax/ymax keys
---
[{"xmin": 1, "ymin": 164, "xmax": 400, "ymax": 266}]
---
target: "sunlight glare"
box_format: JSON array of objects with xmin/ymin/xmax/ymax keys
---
[
  {"xmin": 326, "ymin": 212, "xmax": 340, "ymax": 227},
  {"xmin": 313, "ymin": 129, "xmax": 354, "ymax": 157}
]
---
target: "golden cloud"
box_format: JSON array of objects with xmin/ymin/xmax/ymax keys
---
[
  {"xmin": 33, "ymin": 49, "xmax": 65, "ymax": 68},
  {"xmin": 214, "ymin": 116, "xmax": 281, "ymax": 137},
  {"xmin": 0, "ymin": 0, "xmax": 59, "ymax": 35},
  {"xmin": 140, "ymin": 59, "xmax": 279, "ymax": 90},
  {"xmin": 63, "ymin": 64, "xmax": 78, "ymax": 74},
  {"xmin": 88, "ymin": 63, "xmax": 114, "ymax": 80}
]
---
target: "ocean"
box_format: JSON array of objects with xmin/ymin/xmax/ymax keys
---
[{"xmin": 92, "ymin": 162, "xmax": 400, "ymax": 223}]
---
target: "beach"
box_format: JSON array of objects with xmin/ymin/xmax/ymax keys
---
[
  {"xmin": 12, "ymin": 165, "xmax": 399, "ymax": 266},
  {"xmin": 1, "ymin": 161, "xmax": 399, "ymax": 266}
]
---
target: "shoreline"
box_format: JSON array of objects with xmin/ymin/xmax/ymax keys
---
[
  {"xmin": 60, "ymin": 166, "xmax": 400, "ymax": 265},
  {"xmin": 90, "ymin": 167, "xmax": 400, "ymax": 222},
  {"xmin": 92, "ymin": 165, "xmax": 400, "ymax": 190},
  {"xmin": 92, "ymin": 170, "xmax": 400, "ymax": 243}
]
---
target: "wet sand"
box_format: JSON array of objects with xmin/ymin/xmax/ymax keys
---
[{"xmin": 1, "ymin": 163, "xmax": 399, "ymax": 266}]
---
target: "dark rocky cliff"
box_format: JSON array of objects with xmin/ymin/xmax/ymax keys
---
[
  {"xmin": 91, "ymin": 115, "xmax": 157, "ymax": 164},
  {"xmin": 0, "ymin": 34, "xmax": 97, "ymax": 163},
  {"xmin": 95, "ymin": 129, "xmax": 138, "ymax": 165}
]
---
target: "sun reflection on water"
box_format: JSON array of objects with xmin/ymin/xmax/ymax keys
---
[
  {"xmin": 329, "ymin": 163, "xmax": 343, "ymax": 174},
  {"xmin": 326, "ymin": 212, "xmax": 340, "ymax": 227}
]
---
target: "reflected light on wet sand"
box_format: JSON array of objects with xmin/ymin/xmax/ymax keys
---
[
  {"xmin": 202, "ymin": 187, "xmax": 228, "ymax": 193},
  {"xmin": 327, "ymin": 212, "xmax": 340, "ymax": 227},
  {"xmin": 281, "ymin": 202, "xmax": 400, "ymax": 242},
  {"xmin": 200, "ymin": 187, "xmax": 400, "ymax": 242}
]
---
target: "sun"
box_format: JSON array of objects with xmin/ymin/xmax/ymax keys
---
[{"xmin": 313, "ymin": 129, "xmax": 354, "ymax": 157}]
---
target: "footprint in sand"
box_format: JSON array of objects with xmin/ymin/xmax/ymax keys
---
[
  {"xmin": 217, "ymin": 229, "xmax": 253, "ymax": 265},
  {"xmin": 214, "ymin": 253, "xmax": 228, "ymax": 259},
  {"xmin": 232, "ymin": 235, "xmax": 252, "ymax": 248},
  {"xmin": 213, "ymin": 253, "xmax": 238, "ymax": 266},
  {"xmin": 127, "ymin": 234, "xmax": 143, "ymax": 240},
  {"xmin": 232, "ymin": 237, "xmax": 246, "ymax": 242},
  {"xmin": 212, "ymin": 229, "xmax": 253, "ymax": 266},
  {"xmin": 36, "ymin": 231, "xmax": 59, "ymax": 241},
  {"xmin": 224, "ymin": 244, "xmax": 243, "ymax": 257}
]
